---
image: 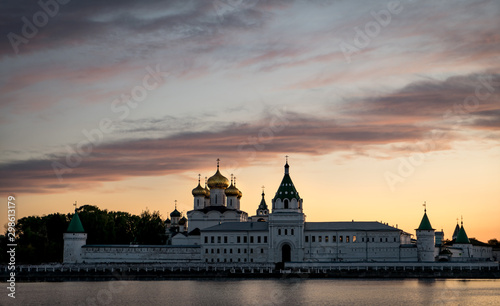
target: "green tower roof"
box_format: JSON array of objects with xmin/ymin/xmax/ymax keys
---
[
  {"xmin": 67, "ymin": 211, "xmax": 85, "ymax": 233},
  {"xmin": 273, "ymin": 162, "xmax": 301, "ymax": 201},
  {"xmin": 455, "ymin": 225, "xmax": 470, "ymax": 244},
  {"xmin": 417, "ymin": 212, "xmax": 434, "ymax": 230},
  {"xmin": 258, "ymin": 192, "xmax": 268, "ymax": 210}
]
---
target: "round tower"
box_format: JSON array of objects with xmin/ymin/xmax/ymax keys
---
[
  {"xmin": 416, "ymin": 204, "xmax": 435, "ymax": 262},
  {"xmin": 63, "ymin": 210, "xmax": 87, "ymax": 264}
]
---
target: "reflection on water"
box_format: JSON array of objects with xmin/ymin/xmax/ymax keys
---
[{"xmin": 6, "ymin": 278, "xmax": 500, "ymax": 305}]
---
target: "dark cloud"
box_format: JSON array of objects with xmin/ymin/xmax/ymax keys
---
[{"xmin": 3, "ymin": 72, "xmax": 498, "ymax": 194}]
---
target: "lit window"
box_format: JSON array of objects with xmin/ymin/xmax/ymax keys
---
[
  {"xmin": 346, "ymin": 236, "xmax": 350, "ymax": 243},
  {"xmin": 319, "ymin": 236, "xmax": 322, "ymax": 242},
  {"xmin": 325, "ymin": 236, "xmax": 329, "ymax": 243},
  {"xmin": 340, "ymin": 236, "xmax": 343, "ymax": 242}
]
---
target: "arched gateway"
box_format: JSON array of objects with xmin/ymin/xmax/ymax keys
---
[{"xmin": 281, "ymin": 244, "xmax": 291, "ymax": 262}]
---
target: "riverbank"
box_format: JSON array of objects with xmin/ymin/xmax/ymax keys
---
[{"xmin": 1, "ymin": 262, "xmax": 499, "ymax": 282}]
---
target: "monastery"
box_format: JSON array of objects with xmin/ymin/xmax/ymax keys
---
[{"xmin": 63, "ymin": 159, "xmax": 495, "ymax": 264}]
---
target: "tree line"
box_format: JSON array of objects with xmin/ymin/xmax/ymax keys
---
[{"xmin": 0, "ymin": 205, "xmax": 166, "ymax": 264}]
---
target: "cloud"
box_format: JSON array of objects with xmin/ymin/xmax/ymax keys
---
[{"xmin": 2, "ymin": 72, "xmax": 498, "ymax": 194}]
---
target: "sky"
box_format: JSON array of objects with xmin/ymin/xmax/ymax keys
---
[{"xmin": 0, "ymin": 0, "xmax": 499, "ymax": 242}]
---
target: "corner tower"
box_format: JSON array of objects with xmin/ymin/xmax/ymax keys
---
[
  {"xmin": 416, "ymin": 204, "xmax": 435, "ymax": 262},
  {"xmin": 63, "ymin": 209, "xmax": 87, "ymax": 264}
]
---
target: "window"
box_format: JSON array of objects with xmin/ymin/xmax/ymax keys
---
[
  {"xmin": 211, "ymin": 249, "xmax": 214, "ymax": 254},
  {"xmin": 250, "ymin": 248, "xmax": 253, "ymax": 254},
  {"xmin": 244, "ymin": 236, "xmax": 247, "ymax": 243},
  {"xmin": 224, "ymin": 249, "xmax": 227, "ymax": 254},
  {"xmin": 204, "ymin": 237, "xmax": 208, "ymax": 243},
  {"xmin": 217, "ymin": 249, "xmax": 220, "ymax": 254},
  {"xmin": 291, "ymin": 229, "xmax": 294, "ymax": 235},
  {"xmin": 380, "ymin": 238, "xmax": 383, "ymax": 242},
  {"xmin": 237, "ymin": 236, "xmax": 241, "ymax": 243},
  {"xmin": 218, "ymin": 236, "xmax": 221, "ymax": 243},
  {"xmin": 230, "ymin": 249, "xmax": 233, "ymax": 254},
  {"xmin": 244, "ymin": 249, "xmax": 247, "ymax": 254},
  {"xmin": 205, "ymin": 249, "xmax": 208, "ymax": 254},
  {"xmin": 346, "ymin": 236, "xmax": 350, "ymax": 243},
  {"xmin": 332, "ymin": 236, "xmax": 336, "ymax": 242},
  {"xmin": 211, "ymin": 236, "xmax": 214, "ymax": 243},
  {"xmin": 250, "ymin": 236, "xmax": 254, "ymax": 243},
  {"xmin": 372, "ymin": 237, "xmax": 374, "ymax": 242},
  {"xmin": 284, "ymin": 199, "xmax": 289, "ymax": 209},
  {"xmin": 385, "ymin": 238, "xmax": 388, "ymax": 242},
  {"xmin": 264, "ymin": 236, "xmax": 268, "ymax": 243},
  {"xmin": 353, "ymin": 235, "xmax": 356, "ymax": 242},
  {"xmin": 394, "ymin": 237, "xmax": 396, "ymax": 242},
  {"xmin": 224, "ymin": 236, "xmax": 228, "ymax": 243},
  {"xmin": 325, "ymin": 236, "xmax": 329, "ymax": 243},
  {"xmin": 312, "ymin": 236, "xmax": 316, "ymax": 243},
  {"xmin": 258, "ymin": 236, "xmax": 261, "ymax": 243},
  {"xmin": 278, "ymin": 229, "xmax": 281, "ymax": 235},
  {"xmin": 238, "ymin": 248, "xmax": 241, "ymax": 254},
  {"xmin": 261, "ymin": 249, "xmax": 264, "ymax": 253},
  {"xmin": 340, "ymin": 236, "xmax": 343, "ymax": 242},
  {"xmin": 285, "ymin": 229, "xmax": 288, "ymax": 235},
  {"xmin": 318, "ymin": 236, "xmax": 322, "ymax": 242},
  {"xmin": 305, "ymin": 236, "xmax": 309, "ymax": 243}
]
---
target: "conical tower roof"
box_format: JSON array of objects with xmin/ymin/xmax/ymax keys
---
[
  {"xmin": 258, "ymin": 190, "xmax": 268, "ymax": 210},
  {"xmin": 417, "ymin": 211, "xmax": 434, "ymax": 230},
  {"xmin": 455, "ymin": 222, "xmax": 470, "ymax": 244},
  {"xmin": 67, "ymin": 211, "xmax": 85, "ymax": 233},
  {"xmin": 273, "ymin": 159, "xmax": 300, "ymax": 201},
  {"xmin": 452, "ymin": 223, "xmax": 460, "ymax": 239}
]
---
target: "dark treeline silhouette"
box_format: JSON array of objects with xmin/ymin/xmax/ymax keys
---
[{"xmin": 1, "ymin": 205, "xmax": 165, "ymax": 264}]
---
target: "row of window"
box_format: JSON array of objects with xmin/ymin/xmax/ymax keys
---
[
  {"xmin": 305, "ymin": 235, "xmax": 398, "ymax": 244},
  {"xmin": 305, "ymin": 235, "xmax": 357, "ymax": 243},
  {"xmin": 205, "ymin": 258, "xmax": 258, "ymax": 263},
  {"xmin": 204, "ymin": 235, "xmax": 268, "ymax": 244},
  {"xmin": 277, "ymin": 228, "xmax": 294, "ymax": 236},
  {"xmin": 205, "ymin": 248, "xmax": 265, "ymax": 254}
]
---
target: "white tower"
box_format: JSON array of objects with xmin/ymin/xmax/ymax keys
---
[
  {"xmin": 416, "ymin": 204, "xmax": 435, "ymax": 262},
  {"xmin": 63, "ymin": 210, "xmax": 87, "ymax": 264},
  {"xmin": 268, "ymin": 157, "xmax": 305, "ymax": 263}
]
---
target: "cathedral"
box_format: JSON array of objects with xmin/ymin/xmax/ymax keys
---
[{"xmin": 63, "ymin": 159, "xmax": 495, "ymax": 264}]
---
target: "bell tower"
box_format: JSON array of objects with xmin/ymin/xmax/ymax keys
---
[{"xmin": 268, "ymin": 156, "xmax": 305, "ymax": 263}]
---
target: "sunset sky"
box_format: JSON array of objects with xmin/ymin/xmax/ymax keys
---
[{"xmin": 1, "ymin": 0, "xmax": 499, "ymax": 242}]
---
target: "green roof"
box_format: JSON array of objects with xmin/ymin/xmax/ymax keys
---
[
  {"xmin": 67, "ymin": 212, "xmax": 85, "ymax": 233},
  {"xmin": 170, "ymin": 208, "xmax": 181, "ymax": 217},
  {"xmin": 455, "ymin": 225, "xmax": 470, "ymax": 244},
  {"xmin": 273, "ymin": 163, "xmax": 300, "ymax": 201},
  {"xmin": 258, "ymin": 192, "xmax": 268, "ymax": 210},
  {"xmin": 417, "ymin": 212, "xmax": 434, "ymax": 230}
]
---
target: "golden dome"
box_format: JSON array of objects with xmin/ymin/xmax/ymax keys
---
[
  {"xmin": 192, "ymin": 182, "xmax": 207, "ymax": 197},
  {"xmin": 225, "ymin": 176, "xmax": 240, "ymax": 197},
  {"xmin": 207, "ymin": 159, "xmax": 229, "ymax": 189}
]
